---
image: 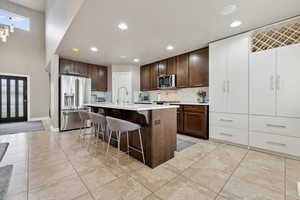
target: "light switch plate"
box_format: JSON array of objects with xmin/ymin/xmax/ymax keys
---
[{"xmin": 297, "ymin": 182, "xmax": 300, "ymax": 197}]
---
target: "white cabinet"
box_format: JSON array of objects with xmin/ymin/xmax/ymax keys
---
[
  {"xmin": 277, "ymin": 44, "xmax": 300, "ymax": 118},
  {"xmin": 209, "ymin": 34, "xmax": 249, "ymax": 114},
  {"xmin": 250, "ymin": 49, "xmax": 277, "ymax": 116},
  {"xmin": 250, "ymin": 43, "xmax": 300, "ymax": 118}
]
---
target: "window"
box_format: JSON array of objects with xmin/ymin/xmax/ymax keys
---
[{"xmin": 0, "ymin": 9, "xmax": 30, "ymax": 31}]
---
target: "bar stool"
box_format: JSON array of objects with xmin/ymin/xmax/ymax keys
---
[
  {"xmin": 88, "ymin": 112, "xmax": 106, "ymax": 151},
  {"xmin": 106, "ymin": 116, "xmax": 145, "ymax": 164},
  {"xmin": 78, "ymin": 111, "xmax": 91, "ymax": 139}
]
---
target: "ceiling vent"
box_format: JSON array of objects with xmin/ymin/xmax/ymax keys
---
[{"xmin": 251, "ymin": 18, "xmax": 300, "ymax": 53}]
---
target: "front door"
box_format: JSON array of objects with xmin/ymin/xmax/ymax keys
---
[{"xmin": 0, "ymin": 75, "xmax": 28, "ymax": 123}]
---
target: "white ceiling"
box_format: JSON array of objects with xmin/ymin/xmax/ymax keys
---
[
  {"xmin": 57, "ymin": 0, "xmax": 300, "ymax": 66},
  {"xmin": 9, "ymin": 0, "xmax": 46, "ymax": 12}
]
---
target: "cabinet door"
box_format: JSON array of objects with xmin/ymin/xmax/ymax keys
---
[
  {"xmin": 227, "ymin": 35, "xmax": 249, "ymax": 114},
  {"xmin": 88, "ymin": 65, "xmax": 97, "ymax": 91},
  {"xmin": 250, "ymin": 49, "xmax": 276, "ymax": 116},
  {"xmin": 167, "ymin": 57, "xmax": 177, "ymax": 75},
  {"xmin": 97, "ymin": 66, "xmax": 107, "ymax": 91},
  {"xmin": 150, "ymin": 63, "xmax": 159, "ymax": 90},
  {"xmin": 158, "ymin": 60, "xmax": 167, "ymax": 75},
  {"xmin": 59, "ymin": 59, "xmax": 75, "ymax": 74},
  {"xmin": 277, "ymin": 44, "xmax": 300, "ymax": 118},
  {"xmin": 188, "ymin": 48, "xmax": 209, "ymax": 87},
  {"xmin": 177, "ymin": 110, "xmax": 184, "ymax": 133},
  {"xmin": 140, "ymin": 65, "xmax": 150, "ymax": 91},
  {"xmin": 176, "ymin": 54, "xmax": 189, "ymax": 88},
  {"xmin": 183, "ymin": 111, "xmax": 207, "ymax": 138},
  {"xmin": 209, "ymin": 40, "xmax": 228, "ymax": 113}
]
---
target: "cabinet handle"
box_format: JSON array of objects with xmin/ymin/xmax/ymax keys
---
[
  {"xmin": 266, "ymin": 124, "xmax": 287, "ymax": 128},
  {"xmin": 270, "ymin": 76, "xmax": 274, "ymax": 90},
  {"xmin": 220, "ymin": 119, "xmax": 233, "ymax": 122},
  {"xmin": 227, "ymin": 80, "xmax": 230, "ymax": 93},
  {"xmin": 223, "ymin": 81, "xmax": 226, "ymax": 93},
  {"xmin": 276, "ymin": 75, "xmax": 280, "ymax": 91},
  {"xmin": 220, "ymin": 132, "xmax": 233, "ymax": 137},
  {"xmin": 266, "ymin": 141, "xmax": 287, "ymax": 147}
]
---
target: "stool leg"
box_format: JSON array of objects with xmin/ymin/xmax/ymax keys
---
[
  {"xmin": 138, "ymin": 129, "xmax": 145, "ymax": 164},
  {"xmin": 106, "ymin": 130, "xmax": 112, "ymax": 154},
  {"xmin": 126, "ymin": 131, "xmax": 129, "ymax": 156},
  {"xmin": 117, "ymin": 131, "xmax": 121, "ymax": 159}
]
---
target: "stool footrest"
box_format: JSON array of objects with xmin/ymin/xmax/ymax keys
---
[{"xmin": 129, "ymin": 146, "xmax": 143, "ymax": 153}]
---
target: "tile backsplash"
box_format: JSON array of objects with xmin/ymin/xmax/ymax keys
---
[{"xmin": 146, "ymin": 87, "xmax": 209, "ymax": 103}]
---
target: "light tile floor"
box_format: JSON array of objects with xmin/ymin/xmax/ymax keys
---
[{"xmin": 0, "ymin": 122, "xmax": 300, "ymax": 200}]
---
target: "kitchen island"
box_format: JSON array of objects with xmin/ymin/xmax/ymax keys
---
[{"xmin": 86, "ymin": 103, "xmax": 179, "ymax": 168}]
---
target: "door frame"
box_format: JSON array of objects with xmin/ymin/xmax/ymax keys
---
[{"xmin": 0, "ymin": 73, "xmax": 30, "ymax": 122}]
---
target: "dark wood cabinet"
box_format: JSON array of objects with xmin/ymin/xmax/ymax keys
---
[
  {"xmin": 177, "ymin": 105, "xmax": 208, "ymax": 139},
  {"xmin": 140, "ymin": 65, "xmax": 151, "ymax": 91},
  {"xmin": 167, "ymin": 57, "xmax": 177, "ymax": 75},
  {"xmin": 139, "ymin": 47, "xmax": 209, "ymax": 91},
  {"xmin": 189, "ymin": 48, "xmax": 209, "ymax": 87},
  {"xmin": 150, "ymin": 63, "xmax": 159, "ymax": 90},
  {"xmin": 158, "ymin": 60, "xmax": 167, "ymax": 75},
  {"xmin": 176, "ymin": 54, "xmax": 189, "ymax": 88},
  {"xmin": 59, "ymin": 58, "xmax": 107, "ymax": 91}
]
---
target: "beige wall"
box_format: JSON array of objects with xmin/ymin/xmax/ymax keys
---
[
  {"xmin": 0, "ymin": 0, "xmax": 49, "ymax": 119},
  {"xmin": 45, "ymin": 0, "xmax": 85, "ymax": 64}
]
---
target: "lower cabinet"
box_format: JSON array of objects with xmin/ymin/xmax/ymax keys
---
[
  {"xmin": 209, "ymin": 112, "xmax": 249, "ymax": 146},
  {"xmin": 177, "ymin": 105, "xmax": 208, "ymax": 139}
]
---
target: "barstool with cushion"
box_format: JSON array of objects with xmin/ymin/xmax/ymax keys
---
[
  {"xmin": 78, "ymin": 111, "xmax": 91, "ymax": 139},
  {"xmin": 88, "ymin": 112, "xmax": 106, "ymax": 150},
  {"xmin": 106, "ymin": 116, "xmax": 145, "ymax": 164}
]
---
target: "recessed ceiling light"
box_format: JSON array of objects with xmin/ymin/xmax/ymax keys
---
[
  {"xmin": 133, "ymin": 58, "xmax": 140, "ymax": 63},
  {"xmin": 166, "ymin": 45, "xmax": 174, "ymax": 51},
  {"xmin": 120, "ymin": 56, "xmax": 127, "ymax": 59},
  {"xmin": 221, "ymin": 5, "xmax": 237, "ymax": 16},
  {"xmin": 72, "ymin": 48, "xmax": 79, "ymax": 53},
  {"xmin": 118, "ymin": 23, "xmax": 128, "ymax": 30},
  {"xmin": 90, "ymin": 47, "xmax": 99, "ymax": 52},
  {"xmin": 230, "ymin": 20, "xmax": 242, "ymax": 28}
]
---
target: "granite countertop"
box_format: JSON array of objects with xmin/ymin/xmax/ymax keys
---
[
  {"xmin": 86, "ymin": 103, "xmax": 179, "ymax": 111},
  {"xmin": 134, "ymin": 101, "xmax": 209, "ymax": 106}
]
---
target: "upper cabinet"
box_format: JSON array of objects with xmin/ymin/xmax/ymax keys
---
[
  {"xmin": 140, "ymin": 65, "xmax": 150, "ymax": 91},
  {"xmin": 140, "ymin": 47, "xmax": 209, "ymax": 91},
  {"xmin": 59, "ymin": 58, "xmax": 108, "ymax": 91},
  {"xmin": 166, "ymin": 57, "xmax": 177, "ymax": 75},
  {"xmin": 189, "ymin": 48, "xmax": 209, "ymax": 87},
  {"xmin": 158, "ymin": 60, "xmax": 167, "ymax": 75},
  {"xmin": 250, "ymin": 43, "xmax": 300, "ymax": 118},
  {"xmin": 209, "ymin": 34, "xmax": 249, "ymax": 114},
  {"xmin": 176, "ymin": 54, "xmax": 189, "ymax": 88}
]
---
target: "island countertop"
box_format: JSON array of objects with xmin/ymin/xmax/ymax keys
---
[{"xmin": 86, "ymin": 103, "xmax": 179, "ymax": 111}]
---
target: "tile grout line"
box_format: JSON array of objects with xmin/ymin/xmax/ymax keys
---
[
  {"xmin": 284, "ymin": 158, "xmax": 286, "ymax": 200},
  {"xmin": 54, "ymin": 133, "xmax": 97, "ymax": 200},
  {"xmin": 214, "ymin": 149, "xmax": 250, "ymax": 200}
]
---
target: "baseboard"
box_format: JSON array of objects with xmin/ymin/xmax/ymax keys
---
[
  {"xmin": 50, "ymin": 125, "xmax": 59, "ymax": 132},
  {"xmin": 29, "ymin": 117, "xmax": 50, "ymax": 121}
]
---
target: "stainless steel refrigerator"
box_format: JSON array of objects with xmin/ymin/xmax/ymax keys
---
[{"xmin": 60, "ymin": 75, "xmax": 91, "ymax": 131}]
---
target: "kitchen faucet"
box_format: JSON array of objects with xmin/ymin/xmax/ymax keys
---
[{"xmin": 117, "ymin": 86, "xmax": 129, "ymax": 104}]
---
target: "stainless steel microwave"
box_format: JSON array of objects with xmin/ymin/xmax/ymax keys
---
[{"xmin": 158, "ymin": 74, "xmax": 176, "ymax": 88}]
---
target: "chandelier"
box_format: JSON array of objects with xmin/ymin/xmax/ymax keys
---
[{"xmin": 0, "ymin": 17, "xmax": 14, "ymax": 43}]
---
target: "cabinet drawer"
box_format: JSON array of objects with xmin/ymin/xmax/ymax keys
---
[
  {"xmin": 210, "ymin": 113, "xmax": 248, "ymax": 130},
  {"xmin": 250, "ymin": 132, "xmax": 300, "ymax": 157},
  {"xmin": 183, "ymin": 105, "xmax": 206, "ymax": 112},
  {"xmin": 250, "ymin": 116, "xmax": 300, "ymax": 138},
  {"xmin": 210, "ymin": 126, "xmax": 248, "ymax": 145}
]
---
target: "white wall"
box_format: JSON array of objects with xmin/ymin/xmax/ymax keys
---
[
  {"xmin": 45, "ymin": 0, "xmax": 85, "ymax": 64},
  {"xmin": 0, "ymin": 0, "xmax": 49, "ymax": 119},
  {"xmin": 108, "ymin": 65, "xmax": 140, "ymax": 103}
]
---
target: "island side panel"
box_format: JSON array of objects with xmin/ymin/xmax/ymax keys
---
[{"xmin": 150, "ymin": 108, "xmax": 177, "ymax": 168}]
